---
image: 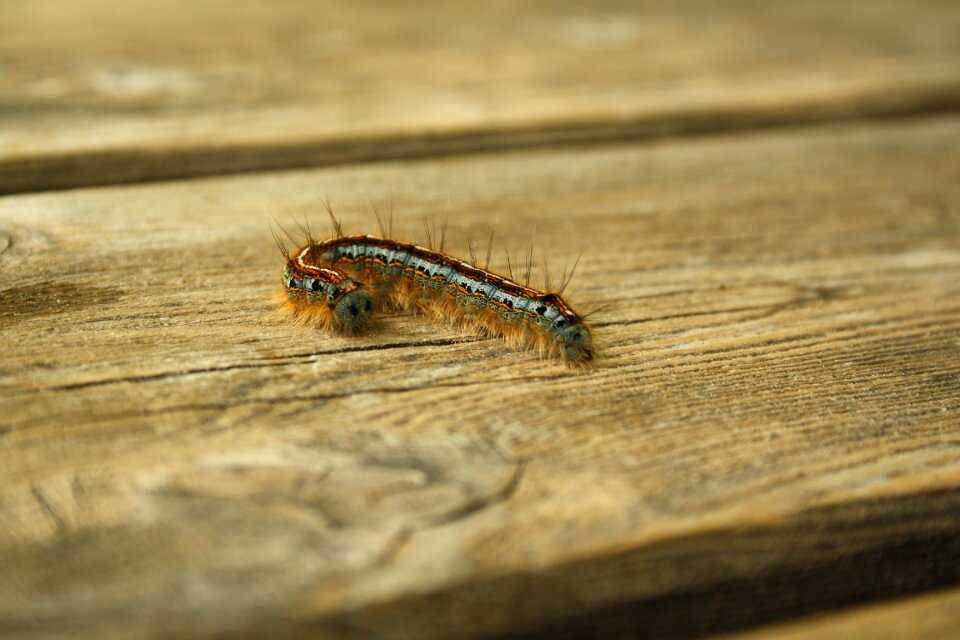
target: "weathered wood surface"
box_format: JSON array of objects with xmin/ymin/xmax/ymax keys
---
[
  {"xmin": 723, "ymin": 586, "xmax": 960, "ymax": 640},
  {"xmin": 1, "ymin": 114, "xmax": 958, "ymax": 638},
  {"xmin": 3, "ymin": 0, "xmax": 960, "ymax": 194}
]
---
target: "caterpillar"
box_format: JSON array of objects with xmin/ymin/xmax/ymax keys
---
[
  {"xmin": 275, "ymin": 213, "xmax": 594, "ymax": 364},
  {"xmin": 277, "ymin": 260, "xmax": 374, "ymax": 332}
]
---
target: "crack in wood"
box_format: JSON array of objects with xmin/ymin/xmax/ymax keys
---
[{"xmin": 30, "ymin": 485, "xmax": 67, "ymax": 534}]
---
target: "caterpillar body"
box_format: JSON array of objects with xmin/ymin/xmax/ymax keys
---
[{"xmin": 277, "ymin": 226, "xmax": 594, "ymax": 364}]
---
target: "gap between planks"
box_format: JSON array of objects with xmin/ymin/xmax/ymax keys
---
[{"xmin": 2, "ymin": 84, "xmax": 960, "ymax": 196}]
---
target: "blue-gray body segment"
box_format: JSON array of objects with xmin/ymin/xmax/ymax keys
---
[
  {"xmin": 311, "ymin": 235, "xmax": 593, "ymax": 361},
  {"xmin": 283, "ymin": 267, "xmax": 341, "ymax": 298}
]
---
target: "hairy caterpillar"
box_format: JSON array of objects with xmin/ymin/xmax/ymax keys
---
[{"xmin": 275, "ymin": 213, "xmax": 594, "ymax": 364}]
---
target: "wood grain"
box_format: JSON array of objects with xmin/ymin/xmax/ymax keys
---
[
  {"xmin": 1, "ymin": 114, "xmax": 958, "ymax": 638},
  {"xmin": 2, "ymin": 0, "xmax": 960, "ymax": 193}
]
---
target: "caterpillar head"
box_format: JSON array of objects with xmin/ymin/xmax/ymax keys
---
[
  {"xmin": 557, "ymin": 321, "xmax": 593, "ymax": 364},
  {"xmin": 332, "ymin": 287, "xmax": 374, "ymax": 331}
]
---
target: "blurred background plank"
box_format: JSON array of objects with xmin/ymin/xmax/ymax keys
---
[
  {"xmin": 1, "ymin": 114, "xmax": 958, "ymax": 638},
  {"xmin": 721, "ymin": 587, "xmax": 960, "ymax": 640},
  {"xmin": 2, "ymin": 0, "xmax": 960, "ymax": 193}
]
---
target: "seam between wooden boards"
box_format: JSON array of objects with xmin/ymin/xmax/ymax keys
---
[{"xmin": 3, "ymin": 83, "xmax": 960, "ymax": 196}]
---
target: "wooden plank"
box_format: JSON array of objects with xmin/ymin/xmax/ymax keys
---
[
  {"xmin": 720, "ymin": 587, "xmax": 960, "ymax": 640},
  {"xmin": 1, "ymin": 115, "xmax": 959, "ymax": 638},
  {"xmin": 2, "ymin": 0, "xmax": 960, "ymax": 193}
]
